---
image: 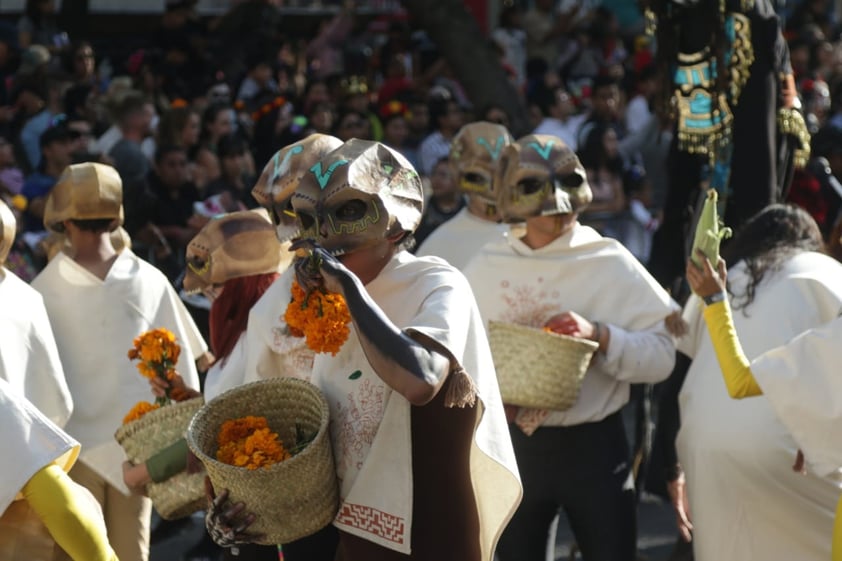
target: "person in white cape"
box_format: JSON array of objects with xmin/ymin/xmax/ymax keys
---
[
  {"xmin": 415, "ymin": 121, "xmax": 515, "ymax": 270},
  {"xmin": 0, "ymin": 198, "xmax": 72, "ymax": 427},
  {"xmin": 463, "ymin": 134, "xmax": 679, "ymax": 561},
  {"xmin": 686, "ymin": 218, "xmax": 842, "ymax": 561},
  {"xmin": 31, "ymin": 162, "xmax": 207, "ymax": 561},
  {"xmin": 205, "ymin": 139, "xmax": 522, "ymax": 561},
  {"xmin": 0, "ymin": 377, "xmax": 118, "ymax": 561},
  {"xmin": 673, "ymin": 204, "xmax": 842, "ymax": 561}
]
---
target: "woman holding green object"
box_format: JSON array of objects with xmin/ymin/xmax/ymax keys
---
[{"xmin": 684, "ymin": 204, "xmax": 842, "ymax": 561}]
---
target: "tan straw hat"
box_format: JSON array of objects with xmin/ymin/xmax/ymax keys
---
[{"xmin": 43, "ymin": 162, "xmax": 124, "ymax": 233}]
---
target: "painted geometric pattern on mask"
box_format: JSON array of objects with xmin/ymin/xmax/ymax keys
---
[
  {"xmin": 310, "ymin": 159, "xmax": 350, "ymax": 189},
  {"xmin": 476, "ymin": 134, "xmax": 507, "ymax": 160},
  {"xmin": 336, "ymin": 503, "xmax": 406, "ymax": 544},
  {"xmin": 272, "ymin": 145, "xmax": 304, "ymax": 181},
  {"xmin": 326, "ymin": 203, "xmax": 381, "ymax": 235}
]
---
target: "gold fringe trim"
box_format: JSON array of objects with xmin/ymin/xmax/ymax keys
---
[
  {"xmin": 444, "ymin": 366, "xmax": 478, "ymax": 408},
  {"xmin": 778, "ymin": 108, "xmax": 811, "ymax": 169}
]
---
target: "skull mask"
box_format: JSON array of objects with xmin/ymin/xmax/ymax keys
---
[
  {"xmin": 291, "ymin": 139, "xmax": 423, "ymax": 256},
  {"xmin": 183, "ymin": 209, "xmax": 283, "ymax": 293},
  {"xmin": 497, "ymin": 134, "xmax": 591, "ymax": 222},
  {"xmin": 0, "ymin": 199, "xmax": 16, "ymax": 265},
  {"xmin": 449, "ymin": 121, "xmax": 514, "ymax": 219},
  {"xmin": 251, "ymin": 134, "xmax": 343, "ymax": 243}
]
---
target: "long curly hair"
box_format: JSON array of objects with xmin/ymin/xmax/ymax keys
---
[{"xmin": 721, "ymin": 204, "xmax": 825, "ymax": 310}]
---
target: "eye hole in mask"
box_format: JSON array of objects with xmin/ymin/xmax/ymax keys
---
[
  {"xmin": 271, "ymin": 201, "xmax": 295, "ymax": 225},
  {"xmin": 518, "ymin": 178, "xmax": 546, "ymax": 196},
  {"xmin": 558, "ymin": 172, "xmax": 584, "ymax": 188},
  {"xmin": 335, "ymin": 199, "xmax": 368, "ymax": 222},
  {"xmin": 463, "ymin": 172, "xmax": 489, "ymax": 185},
  {"xmin": 298, "ymin": 212, "xmax": 316, "ymax": 230}
]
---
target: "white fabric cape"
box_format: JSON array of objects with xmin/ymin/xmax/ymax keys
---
[
  {"xmin": 0, "ymin": 267, "xmax": 73, "ymax": 427},
  {"xmin": 243, "ymin": 266, "xmax": 315, "ymax": 384},
  {"xmin": 204, "ymin": 334, "xmax": 247, "ymax": 402},
  {"xmin": 463, "ymin": 224, "xmax": 678, "ymax": 426},
  {"xmin": 677, "ymin": 252, "xmax": 842, "ymax": 561},
  {"xmin": 31, "ymin": 249, "xmax": 206, "ymax": 495},
  {"xmin": 415, "ymin": 207, "xmax": 510, "ymax": 271},
  {"xmin": 753, "ymin": 313, "xmax": 842, "ymax": 478},
  {"xmin": 0, "ymin": 377, "xmax": 80, "ymax": 514},
  {"xmin": 312, "ymin": 251, "xmax": 521, "ymax": 558}
]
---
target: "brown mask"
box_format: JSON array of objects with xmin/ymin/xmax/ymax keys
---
[
  {"xmin": 291, "ymin": 139, "xmax": 423, "ymax": 256},
  {"xmin": 43, "ymin": 163, "xmax": 124, "ymax": 233},
  {"xmin": 449, "ymin": 121, "xmax": 514, "ymax": 219},
  {"xmin": 0, "ymin": 199, "xmax": 16, "ymax": 265},
  {"xmin": 183, "ymin": 209, "xmax": 284, "ymax": 293},
  {"xmin": 252, "ymin": 134, "xmax": 343, "ymax": 243},
  {"xmin": 497, "ymin": 134, "xmax": 591, "ymax": 222}
]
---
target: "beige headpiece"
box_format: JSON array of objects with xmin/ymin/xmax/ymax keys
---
[
  {"xmin": 43, "ymin": 163, "xmax": 124, "ymax": 233},
  {"xmin": 183, "ymin": 208, "xmax": 283, "ymax": 293},
  {"xmin": 0, "ymin": 199, "xmax": 16, "ymax": 264}
]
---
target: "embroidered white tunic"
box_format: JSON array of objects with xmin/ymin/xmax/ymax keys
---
[
  {"xmin": 314, "ymin": 251, "xmax": 521, "ymax": 558},
  {"xmin": 676, "ymin": 252, "xmax": 842, "ymax": 561},
  {"xmin": 0, "ymin": 267, "xmax": 72, "ymax": 427},
  {"xmin": 0, "ymin": 377, "xmax": 80, "ymax": 515},
  {"xmin": 463, "ymin": 224, "xmax": 677, "ymax": 426},
  {"xmin": 415, "ymin": 207, "xmax": 509, "ymax": 271},
  {"xmin": 244, "ymin": 267, "xmax": 315, "ymax": 384},
  {"xmin": 31, "ymin": 250, "xmax": 206, "ymax": 494}
]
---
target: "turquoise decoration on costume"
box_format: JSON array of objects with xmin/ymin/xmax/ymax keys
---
[
  {"xmin": 476, "ymin": 136, "xmax": 506, "ymax": 161},
  {"xmin": 527, "ymin": 140, "xmax": 555, "ymax": 161},
  {"xmin": 310, "ymin": 160, "xmax": 350, "ymax": 189}
]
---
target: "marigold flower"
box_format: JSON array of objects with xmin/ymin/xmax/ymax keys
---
[
  {"xmin": 216, "ymin": 416, "xmax": 292, "ymax": 470},
  {"xmin": 122, "ymin": 401, "xmax": 160, "ymax": 424},
  {"xmin": 284, "ymin": 281, "xmax": 351, "ymax": 356}
]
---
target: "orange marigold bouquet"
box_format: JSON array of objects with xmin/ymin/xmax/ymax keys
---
[
  {"xmin": 284, "ymin": 280, "xmax": 351, "ymax": 356},
  {"xmin": 122, "ymin": 327, "xmax": 189, "ymax": 425},
  {"xmin": 216, "ymin": 416, "xmax": 294, "ymax": 470}
]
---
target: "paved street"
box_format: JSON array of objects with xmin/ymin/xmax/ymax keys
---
[{"xmin": 150, "ymin": 497, "xmax": 681, "ymax": 561}]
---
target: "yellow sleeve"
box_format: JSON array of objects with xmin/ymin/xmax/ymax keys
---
[
  {"xmin": 701, "ymin": 299, "xmax": 763, "ymax": 399},
  {"xmin": 21, "ymin": 464, "xmax": 119, "ymax": 561}
]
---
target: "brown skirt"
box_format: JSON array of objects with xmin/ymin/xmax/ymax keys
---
[{"xmin": 0, "ymin": 500, "xmax": 70, "ymax": 561}]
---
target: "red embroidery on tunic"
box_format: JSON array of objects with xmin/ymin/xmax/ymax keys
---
[
  {"xmin": 333, "ymin": 378, "xmax": 387, "ymax": 483},
  {"xmin": 499, "ymin": 281, "xmax": 558, "ymax": 327},
  {"xmin": 335, "ymin": 503, "xmax": 406, "ymax": 544}
]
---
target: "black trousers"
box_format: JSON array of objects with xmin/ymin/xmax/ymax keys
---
[{"xmin": 497, "ymin": 411, "xmax": 637, "ymax": 561}]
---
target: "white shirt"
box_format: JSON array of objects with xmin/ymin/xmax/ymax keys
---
[
  {"xmin": 0, "ymin": 267, "xmax": 72, "ymax": 427},
  {"xmin": 416, "ymin": 207, "xmax": 509, "ymax": 271},
  {"xmin": 244, "ymin": 267, "xmax": 315, "ymax": 385},
  {"xmin": 31, "ymin": 250, "xmax": 207, "ymax": 492},
  {"xmin": 676, "ymin": 253, "xmax": 842, "ymax": 561},
  {"xmin": 533, "ymin": 115, "xmax": 586, "ymax": 152},
  {"xmin": 464, "ymin": 224, "xmax": 678, "ymax": 426},
  {"xmin": 0, "ymin": 377, "xmax": 80, "ymax": 514}
]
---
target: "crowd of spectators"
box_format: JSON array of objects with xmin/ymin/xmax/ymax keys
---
[{"xmin": 0, "ymin": 0, "xmax": 840, "ymax": 282}]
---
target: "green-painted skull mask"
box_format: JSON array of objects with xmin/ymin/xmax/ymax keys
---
[
  {"xmin": 497, "ymin": 134, "xmax": 591, "ymax": 222},
  {"xmin": 251, "ymin": 134, "xmax": 343, "ymax": 242},
  {"xmin": 449, "ymin": 121, "xmax": 513, "ymax": 219},
  {"xmin": 291, "ymin": 139, "xmax": 423, "ymax": 255}
]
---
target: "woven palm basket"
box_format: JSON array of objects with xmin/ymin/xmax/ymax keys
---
[
  {"xmin": 186, "ymin": 378, "xmax": 338, "ymax": 545},
  {"xmin": 114, "ymin": 397, "xmax": 206, "ymax": 520},
  {"xmin": 488, "ymin": 321, "xmax": 599, "ymax": 411}
]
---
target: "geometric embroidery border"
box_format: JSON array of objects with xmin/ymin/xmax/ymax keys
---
[{"xmin": 335, "ymin": 503, "xmax": 406, "ymax": 544}]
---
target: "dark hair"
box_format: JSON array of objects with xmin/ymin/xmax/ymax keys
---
[
  {"xmin": 63, "ymin": 84, "xmax": 93, "ymax": 120},
  {"xmin": 114, "ymin": 92, "xmax": 149, "ymax": 125},
  {"xmin": 154, "ymin": 143, "xmax": 186, "ymax": 164},
  {"xmin": 157, "ymin": 106, "xmax": 197, "ymax": 148},
  {"xmin": 69, "ymin": 218, "xmax": 114, "ymax": 233},
  {"xmin": 25, "ymin": 0, "xmax": 51, "ymax": 23},
  {"xmin": 429, "ymin": 97, "xmax": 456, "ymax": 130},
  {"xmin": 200, "ymin": 102, "xmax": 232, "ymax": 145},
  {"xmin": 63, "ymin": 41, "xmax": 94, "ymax": 75},
  {"xmin": 721, "ymin": 204, "xmax": 824, "ymax": 311},
  {"xmin": 217, "ymin": 133, "xmax": 247, "ymax": 159},
  {"xmin": 579, "ymin": 123, "xmax": 623, "ymax": 174}
]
